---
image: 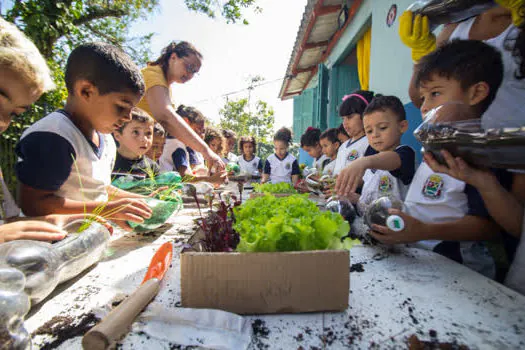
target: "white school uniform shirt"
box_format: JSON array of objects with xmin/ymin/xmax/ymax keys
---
[
  {"xmin": 333, "ymin": 136, "xmax": 370, "ymax": 176},
  {"xmin": 312, "ymin": 154, "xmax": 329, "ymax": 172},
  {"xmin": 159, "ymin": 138, "xmax": 187, "ymax": 173},
  {"xmin": 505, "ymin": 210, "xmax": 525, "ymax": 295},
  {"xmin": 406, "ymin": 163, "xmax": 495, "ymax": 278},
  {"xmin": 266, "ymin": 153, "xmax": 296, "ymax": 184},
  {"xmin": 322, "ymin": 159, "xmax": 337, "ymax": 176},
  {"xmin": 238, "ymin": 155, "xmax": 261, "ymax": 174},
  {"xmin": 19, "ymin": 112, "xmax": 115, "ymax": 202}
]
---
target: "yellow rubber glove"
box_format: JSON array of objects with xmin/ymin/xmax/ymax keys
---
[
  {"xmin": 399, "ymin": 11, "xmax": 436, "ymax": 62},
  {"xmin": 495, "ymin": 0, "xmax": 525, "ymax": 27}
]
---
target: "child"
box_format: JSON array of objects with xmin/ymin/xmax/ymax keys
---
[
  {"xmin": 319, "ymin": 128, "xmax": 342, "ymax": 176},
  {"xmin": 0, "ymin": 18, "xmax": 112, "ymax": 242},
  {"xmin": 159, "ymin": 105, "xmax": 226, "ymax": 184},
  {"xmin": 337, "ymin": 124, "xmax": 351, "ymax": 144},
  {"xmin": 369, "ymin": 40, "xmax": 505, "ymax": 278},
  {"xmin": 15, "ymin": 42, "xmax": 152, "ymax": 231},
  {"xmin": 300, "ymin": 127, "xmax": 330, "ymax": 173},
  {"xmin": 112, "ymin": 108, "xmax": 160, "ymax": 179},
  {"xmin": 333, "ymin": 90, "xmax": 375, "ymax": 176},
  {"xmin": 262, "ymin": 127, "xmax": 300, "ymax": 184},
  {"xmin": 222, "ymin": 129, "xmax": 238, "ymax": 163},
  {"xmin": 204, "ymin": 126, "xmax": 225, "ymax": 161},
  {"xmin": 336, "ymin": 96, "xmax": 415, "ymax": 213},
  {"xmin": 238, "ymin": 136, "xmax": 263, "ymax": 175},
  {"xmin": 145, "ymin": 122, "xmax": 166, "ymax": 162}
]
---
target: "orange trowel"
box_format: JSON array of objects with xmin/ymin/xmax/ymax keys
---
[{"xmin": 82, "ymin": 242, "xmax": 173, "ymax": 349}]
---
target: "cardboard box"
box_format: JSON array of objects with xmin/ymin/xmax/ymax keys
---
[{"xmin": 180, "ymin": 249, "xmax": 349, "ymax": 315}]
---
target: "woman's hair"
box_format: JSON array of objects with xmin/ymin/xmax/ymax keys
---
[
  {"xmin": 204, "ymin": 126, "xmax": 225, "ymax": 156},
  {"xmin": 274, "ymin": 127, "xmax": 293, "ymax": 145},
  {"xmin": 0, "ymin": 18, "xmax": 54, "ymax": 95},
  {"xmin": 338, "ymin": 90, "xmax": 375, "ymax": 117},
  {"xmin": 176, "ymin": 104, "xmax": 207, "ymax": 125},
  {"xmin": 337, "ymin": 123, "xmax": 350, "ymax": 138},
  {"xmin": 239, "ymin": 135, "xmax": 257, "ymax": 154},
  {"xmin": 300, "ymin": 127, "xmax": 321, "ymax": 147},
  {"xmin": 148, "ymin": 41, "xmax": 203, "ymax": 78}
]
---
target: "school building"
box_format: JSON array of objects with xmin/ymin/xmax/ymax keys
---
[{"xmin": 279, "ymin": 0, "xmax": 423, "ymax": 164}]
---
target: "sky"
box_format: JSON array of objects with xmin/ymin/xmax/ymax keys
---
[{"xmin": 130, "ymin": 0, "xmax": 306, "ymax": 130}]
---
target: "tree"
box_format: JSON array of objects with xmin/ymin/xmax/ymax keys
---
[
  {"xmin": 219, "ymin": 98, "xmax": 275, "ymax": 145},
  {"xmin": 184, "ymin": 0, "xmax": 261, "ymax": 24}
]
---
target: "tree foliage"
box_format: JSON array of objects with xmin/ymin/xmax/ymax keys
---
[{"xmin": 184, "ymin": 0, "xmax": 261, "ymax": 25}]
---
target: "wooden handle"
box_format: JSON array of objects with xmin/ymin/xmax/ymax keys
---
[{"xmin": 82, "ymin": 278, "xmax": 160, "ymax": 350}]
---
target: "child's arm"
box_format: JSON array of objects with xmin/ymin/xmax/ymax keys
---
[
  {"xmin": 369, "ymin": 211, "xmax": 498, "ymax": 244},
  {"xmin": 291, "ymin": 160, "xmax": 300, "ymax": 185},
  {"xmin": 18, "ymin": 184, "xmax": 152, "ymax": 231},
  {"xmin": 189, "ymin": 171, "xmax": 227, "ymax": 185},
  {"xmin": 336, "ymin": 148, "xmax": 414, "ymax": 196},
  {"xmin": 425, "ymin": 150, "xmax": 524, "ymax": 237},
  {"xmin": 262, "ymin": 159, "xmax": 271, "ymax": 183},
  {"xmin": 0, "ymin": 221, "xmax": 67, "ymax": 244},
  {"xmin": 257, "ymin": 159, "xmax": 263, "ymax": 173}
]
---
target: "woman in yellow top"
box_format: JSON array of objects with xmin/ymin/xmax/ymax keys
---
[{"xmin": 136, "ymin": 41, "xmax": 224, "ymax": 170}]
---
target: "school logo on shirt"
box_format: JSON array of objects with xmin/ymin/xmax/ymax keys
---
[
  {"xmin": 347, "ymin": 149, "xmax": 359, "ymax": 161},
  {"xmin": 285, "ymin": 163, "xmax": 291, "ymax": 170},
  {"xmin": 253, "ymin": 162, "xmax": 257, "ymax": 168},
  {"xmin": 422, "ymin": 174, "xmax": 444, "ymax": 199},
  {"xmin": 378, "ymin": 175, "xmax": 392, "ymax": 193}
]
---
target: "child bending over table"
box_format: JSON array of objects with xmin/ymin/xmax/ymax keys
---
[{"xmin": 262, "ymin": 127, "xmax": 300, "ymax": 185}]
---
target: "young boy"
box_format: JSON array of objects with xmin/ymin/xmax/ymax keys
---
[
  {"xmin": 301, "ymin": 127, "xmax": 329, "ymax": 174},
  {"xmin": 112, "ymin": 108, "xmax": 160, "ymax": 179},
  {"xmin": 369, "ymin": 40, "xmax": 505, "ymax": 278},
  {"xmin": 15, "ymin": 42, "xmax": 152, "ymax": 231},
  {"xmin": 145, "ymin": 122, "xmax": 166, "ymax": 162},
  {"xmin": 336, "ymin": 124, "xmax": 351, "ymax": 144},
  {"xmin": 336, "ymin": 96, "xmax": 416, "ymax": 212},
  {"xmin": 222, "ymin": 129, "xmax": 238, "ymax": 163},
  {"xmin": 319, "ymin": 128, "xmax": 341, "ymax": 176}
]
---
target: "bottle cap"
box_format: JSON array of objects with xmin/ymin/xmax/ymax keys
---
[{"xmin": 386, "ymin": 215, "xmax": 405, "ymax": 232}]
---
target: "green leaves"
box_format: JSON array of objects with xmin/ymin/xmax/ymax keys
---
[
  {"xmin": 185, "ymin": 0, "xmax": 259, "ymax": 24},
  {"xmin": 253, "ymin": 183, "xmax": 297, "ymax": 194},
  {"xmin": 233, "ymin": 194, "xmax": 355, "ymax": 253}
]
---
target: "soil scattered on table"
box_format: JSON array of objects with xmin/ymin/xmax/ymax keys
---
[
  {"xmin": 251, "ymin": 319, "xmax": 270, "ymax": 349},
  {"xmin": 350, "ymin": 262, "xmax": 365, "ymax": 272},
  {"xmin": 407, "ymin": 330, "xmax": 470, "ymax": 350},
  {"xmin": 32, "ymin": 313, "xmax": 98, "ymax": 350}
]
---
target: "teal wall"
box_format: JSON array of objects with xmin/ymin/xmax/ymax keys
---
[{"xmin": 327, "ymin": 64, "xmax": 360, "ymax": 129}]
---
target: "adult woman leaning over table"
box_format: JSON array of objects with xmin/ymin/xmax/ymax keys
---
[
  {"xmin": 136, "ymin": 41, "xmax": 225, "ymax": 170},
  {"xmin": 401, "ymin": 0, "xmax": 525, "ymax": 129}
]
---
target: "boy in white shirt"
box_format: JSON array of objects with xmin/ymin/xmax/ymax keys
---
[
  {"xmin": 368, "ymin": 40, "xmax": 505, "ymax": 277},
  {"xmin": 319, "ymin": 128, "xmax": 341, "ymax": 176}
]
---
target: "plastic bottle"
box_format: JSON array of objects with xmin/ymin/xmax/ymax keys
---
[{"xmin": 364, "ymin": 196, "xmax": 405, "ymax": 231}]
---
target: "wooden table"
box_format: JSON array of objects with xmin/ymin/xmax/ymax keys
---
[{"xmin": 25, "ymin": 205, "xmax": 525, "ymax": 349}]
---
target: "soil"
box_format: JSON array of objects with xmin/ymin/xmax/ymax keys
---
[
  {"xmin": 407, "ymin": 330, "xmax": 470, "ymax": 350},
  {"xmin": 32, "ymin": 313, "xmax": 99, "ymax": 350},
  {"xmin": 350, "ymin": 262, "xmax": 365, "ymax": 272},
  {"xmin": 251, "ymin": 319, "xmax": 270, "ymax": 349}
]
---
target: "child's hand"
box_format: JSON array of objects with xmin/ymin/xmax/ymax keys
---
[
  {"xmin": 368, "ymin": 209, "xmax": 425, "ymax": 244},
  {"xmin": 102, "ymin": 198, "xmax": 153, "ymax": 231},
  {"xmin": 423, "ymin": 150, "xmax": 497, "ymax": 190},
  {"xmin": 335, "ymin": 158, "xmax": 367, "ymax": 197},
  {"xmin": 495, "ymin": 0, "xmax": 525, "ymax": 26},
  {"xmin": 398, "ymin": 11, "xmax": 436, "ymax": 62},
  {"xmin": 149, "ymin": 186, "xmax": 170, "ymax": 198},
  {"xmin": 0, "ymin": 221, "xmax": 68, "ymax": 244},
  {"xmin": 209, "ymin": 170, "xmax": 227, "ymax": 185}
]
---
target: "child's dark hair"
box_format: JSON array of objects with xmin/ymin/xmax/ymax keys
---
[
  {"xmin": 337, "ymin": 124, "xmax": 350, "ymax": 138},
  {"xmin": 364, "ymin": 95, "xmax": 406, "ymax": 121},
  {"xmin": 153, "ymin": 122, "xmax": 165, "ymax": 137},
  {"xmin": 222, "ymin": 129, "xmax": 237, "ymax": 140},
  {"xmin": 176, "ymin": 104, "xmax": 206, "ymax": 125},
  {"xmin": 65, "ymin": 42, "xmax": 144, "ymax": 96},
  {"xmin": 117, "ymin": 107, "xmax": 154, "ymax": 133},
  {"xmin": 239, "ymin": 135, "xmax": 257, "ymax": 154},
  {"xmin": 148, "ymin": 41, "xmax": 202, "ymax": 78},
  {"xmin": 204, "ymin": 127, "xmax": 225, "ymax": 155},
  {"xmin": 338, "ymin": 90, "xmax": 375, "ymax": 117},
  {"xmin": 300, "ymin": 127, "xmax": 321, "ymax": 147},
  {"xmin": 274, "ymin": 127, "xmax": 293, "ymax": 146},
  {"xmin": 504, "ymin": 9, "xmax": 525, "ymax": 79},
  {"xmin": 320, "ymin": 128, "xmax": 340, "ymax": 144},
  {"xmin": 415, "ymin": 39, "xmax": 503, "ymax": 114}
]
